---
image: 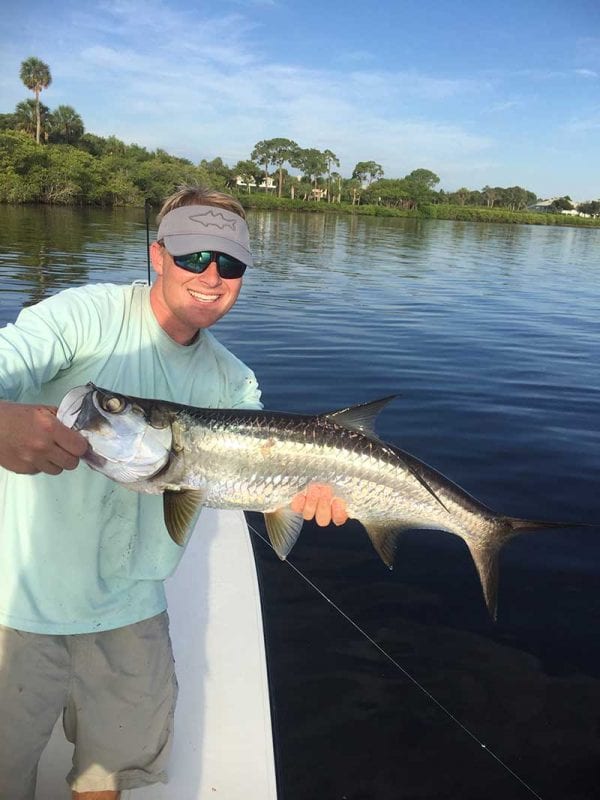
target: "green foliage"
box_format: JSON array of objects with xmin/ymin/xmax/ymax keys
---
[
  {"xmin": 418, "ymin": 203, "xmax": 600, "ymax": 226},
  {"xmin": 0, "ymin": 130, "xmax": 220, "ymax": 206},
  {"xmin": 233, "ymin": 160, "xmax": 262, "ymax": 193},
  {"xmin": 0, "ymin": 114, "xmax": 17, "ymax": 131},
  {"xmin": 198, "ymin": 157, "xmax": 235, "ymax": 190},
  {"xmin": 295, "ymin": 148, "xmax": 328, "ymax": 187},
  {"xmin": 577, "ymin": 200, "xmax": 600, "ymax": 217},
  {"xmin": 550, "ymin": 196, "xmax": 574, "ymax": 211},
  {"xmin": 14, "ymin": 99, "xmax": 50, "ymax": 140},
  {"xmin": 19, "ymin": 57, "xmax": 52, "ymax": 96},
  {"xmin": 48, "ymin": 105, "xmax": 84, "ymax": 145},
  {"xmin": 249, "ymin": 138, "xmax": 299, "ymax": 197},
  {"xmin": 352, "ymin": 160, "xmax": 384, "ymax": 184}
]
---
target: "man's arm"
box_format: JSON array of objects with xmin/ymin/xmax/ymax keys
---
[{"xmin": 0, "ymin": 401, "xmax": 88, "ymax": 475}]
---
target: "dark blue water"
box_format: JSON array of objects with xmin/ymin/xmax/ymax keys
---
[{"xmin": 1, "ymin": 206, "xmax": 600, "ymax": 799}]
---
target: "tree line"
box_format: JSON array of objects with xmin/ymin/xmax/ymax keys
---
[{"xmin": 1, "ymin": 56, "xmax": 598, "ymax": 217}]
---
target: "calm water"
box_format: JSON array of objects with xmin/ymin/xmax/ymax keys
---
[{"xmin": 1, "ymin": 205, "xmax": 600, "ymax": 799}]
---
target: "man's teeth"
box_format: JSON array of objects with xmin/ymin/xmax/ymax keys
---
[{"xmin": 189, "ymin": 289, "xmax": 219, "ymax": 302}]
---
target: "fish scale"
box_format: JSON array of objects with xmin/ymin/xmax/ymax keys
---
[{"xmin": 57, "ymin": 383, "xmax": 591, "ymax": 619}]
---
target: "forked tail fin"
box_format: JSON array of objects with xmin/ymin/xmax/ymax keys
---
[{"xmin": 467, "ymin": 516, "xmax": 594, "ymax": 620}]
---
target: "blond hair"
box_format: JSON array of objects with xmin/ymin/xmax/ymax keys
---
[{"xmin": 156, "ymin": 185, "xmax": 246, "ymax": 223}]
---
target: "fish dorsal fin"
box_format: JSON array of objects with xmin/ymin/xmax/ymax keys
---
[
  {"xmin": 264, "ymin": 508, "xmax": 305, "ymax": 559},
  {"xmin": 323, "ymin": 395, "xmax": 398, "ymax": 436},
  {"xmin": 163, "ymin": 488, "xmax": 206, "ymax": 546}
]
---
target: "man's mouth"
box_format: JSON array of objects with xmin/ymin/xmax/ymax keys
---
[{"xmin": 188, "ymin": 289, "xmax": 220, "ymax": 303}]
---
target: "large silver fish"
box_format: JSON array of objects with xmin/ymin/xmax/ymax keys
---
[{"xmin": 58, "ymin": 383, "xmax": 584, "ymax": 618}]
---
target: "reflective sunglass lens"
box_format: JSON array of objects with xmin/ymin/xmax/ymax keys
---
[
  {"xmin": 218, "ymin": 256, "xmax": 247, "ymax": 278},
  {"xmin": 172, "ymin": 251, "xmax": 247, "ymax": 278},
  {"xmin": 173, "ymin": 252, "xmax": 212, "ymax": 272}
]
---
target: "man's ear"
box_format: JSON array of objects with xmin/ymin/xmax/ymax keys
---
[{"xmin": 150, "ymin": 241, "xmax": 165, "ymax": 276}]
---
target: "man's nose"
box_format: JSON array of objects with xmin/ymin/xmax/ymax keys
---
[{"xmin": 199, "ymin": 261, "xmax": 221, "ymax": 285}]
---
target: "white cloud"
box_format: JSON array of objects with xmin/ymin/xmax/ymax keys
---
[
  {"xmin": 484, "ymin": 99, "xmax": 522, "ymax": 113},
  {"xmin": 562, "ymin": 112, "xmax": 600, "ymax": 134}
]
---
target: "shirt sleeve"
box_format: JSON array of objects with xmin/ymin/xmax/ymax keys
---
[
  {"xmin": 227, "ymin": 368, "xmax": 263, "ymax": 410},
  {"xmin": 0, "ymin": 285, "xmax": 113, "ymax": 401}
]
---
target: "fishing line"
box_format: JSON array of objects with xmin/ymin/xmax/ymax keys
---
[{"xmin": 247, "ymin": 520, "xmax": 544, "ymax": 800}]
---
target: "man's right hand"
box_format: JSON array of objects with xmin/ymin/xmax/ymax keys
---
[{"xmin": 0, "ymin": 401, "xmax": 89, "ymax": 475}]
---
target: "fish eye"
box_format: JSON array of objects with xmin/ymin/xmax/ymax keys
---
[{"xmin": 102, "ymin": 395, "xmax": 126, "ymax": 414}]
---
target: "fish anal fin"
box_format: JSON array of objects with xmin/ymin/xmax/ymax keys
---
[
  {"xmin": 363, "ymin": 521, "xmax": 405, "ymax": 568},
  {"xmin": 324, "ymin": 395, "xmax": 397, "ymax": 436},
  {"xmin": 464, "ymin": 539, "xmax": 503, "ymax": 621},
  {"xmin": 163, "ymin": 488, "xmax": 206, "ymax": 546},
  {"xmin": 264, "ymin": 508, "xmax": 305, "ymax": 559}
]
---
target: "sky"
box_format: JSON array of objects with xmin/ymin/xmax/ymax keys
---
[{"xmin": 1, "ymin": 0, "xmax": 599, "ymax": 200}]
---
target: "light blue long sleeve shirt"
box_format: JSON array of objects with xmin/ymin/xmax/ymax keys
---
[{"xmin": 0, "ymin": 282, "xmax": 262, "ymax": 634}]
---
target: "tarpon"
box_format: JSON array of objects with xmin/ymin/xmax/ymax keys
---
[{"xmin": 57, "ymin": 383, "xmax": 586, "ymax": 618}]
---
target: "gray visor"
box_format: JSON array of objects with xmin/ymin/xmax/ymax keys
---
[{"xmin": 157, "ymin": 205, "xmax": 253, "ymax": 266}]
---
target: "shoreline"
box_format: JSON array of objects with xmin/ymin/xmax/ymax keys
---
[
  {"xmin": 235, "ymin": 195, "xmax": 600, "ymax": 228},
  {"xmin": 1, "ymin": 197, "xmax": 599, "ymax": 229}
]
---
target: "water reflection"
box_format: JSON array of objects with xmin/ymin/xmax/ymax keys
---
[{"xmin": 0, "ymin": 205, "xmax": 147, "ymax": 310}]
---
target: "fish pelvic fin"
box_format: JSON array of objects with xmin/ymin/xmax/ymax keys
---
[
  {"xmin": 163, "ymin": 488, "xmax": 206, "ymax": 546},
  {"xmin": 323, "ymin": 395, "xmax": 398, "ymax": 436},
  {"xmin": 264, "ymin": 508, "xmax": 305, "ymax": 559}
]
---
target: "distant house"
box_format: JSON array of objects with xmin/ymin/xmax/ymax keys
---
[
  {"xmin": 235, "ymin": 176, "xmax": 276, "ymax": 191},
  {"xmin": 527, "ymin": 198, "xmax": 589, "ymax": 216},
  {"xmin": 527, "ymin": 199, "xmax": 557, "ymax": 212}
]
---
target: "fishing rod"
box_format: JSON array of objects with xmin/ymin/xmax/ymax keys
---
[
  {"xmin": 246, "ymin": 520, "xmax": 544, "ymax": 800},
  {"xmin": 144, "ymin": 198, "xmax": 152, "ymax": 285}
]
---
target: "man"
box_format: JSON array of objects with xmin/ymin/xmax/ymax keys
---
[{"xmin": 0, "ymin": 186, "xmax": 346, "ymax": 800}]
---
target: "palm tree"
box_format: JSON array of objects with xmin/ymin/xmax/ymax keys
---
[
  {"xmin": 19, "ymin": 57, "xmax": 52, "ymax": 144},
  {"xmin": 48, "ymin": 105, "xmax": 84, "ymax": 144},
  {"xmin": 14, "ymin": 99, "xmax": 49, "ymax": 140}
]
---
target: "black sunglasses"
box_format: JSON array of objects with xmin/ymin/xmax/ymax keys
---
[{"xmin": 171, "ymin": 250, "xmax": 247, "ymax": 279}]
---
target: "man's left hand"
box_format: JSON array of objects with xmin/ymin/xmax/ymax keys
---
[{"xmin": 291, "ymin": 483, "xmax": 348, "ymax": 527}]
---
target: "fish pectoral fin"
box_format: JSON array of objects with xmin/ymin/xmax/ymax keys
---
[
  {"xmin": 363, "ymin": 521, "xmax": 406, "ymax": 568},
  {"xmin": 163, "ymin": 488, "xmax": 206, "ymax": 546},
  {"xmin": 264, "ymin": 508, "xmax": 305, "ymax": 560}
]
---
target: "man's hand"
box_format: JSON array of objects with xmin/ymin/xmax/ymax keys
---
[
  {"xmin": 0, "ymin": 401, "xmax": 88, "ymax": 476},
  {"xmin": 291, "ymin": 483, "xmax": 348, "ymax": 527}
]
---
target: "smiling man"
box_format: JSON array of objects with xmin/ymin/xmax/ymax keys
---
[
  {"xmin": 150, "ymin": 202, "xmax": 251, "ymax": 342},
  {"xmin": 0, "ymin": 185, "xmax": 347, "ymax": 800}
]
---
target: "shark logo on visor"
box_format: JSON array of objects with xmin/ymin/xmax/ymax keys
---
[{"xmin": 188, "ymin": 209, "xmax": 238, "ymax": 231}]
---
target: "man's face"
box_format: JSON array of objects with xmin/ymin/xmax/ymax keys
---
[{"xmin": 149, "ymin": 243, "xmax": 243, "ymax": 345}]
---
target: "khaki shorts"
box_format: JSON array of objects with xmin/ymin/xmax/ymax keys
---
[{"xmin": 0, "ymin": 612, "xmax": 178, "ymax": 799}]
